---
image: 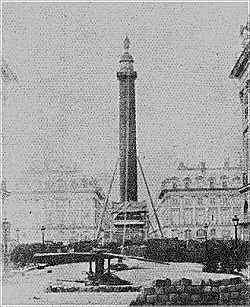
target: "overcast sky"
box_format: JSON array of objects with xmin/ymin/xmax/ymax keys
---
[{"xmin": 2, "ymin": 2, "xmax": 247, "ymax": 200}]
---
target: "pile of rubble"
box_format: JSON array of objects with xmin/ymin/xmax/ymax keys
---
[{"xmin": 130, "ymin": 277, "xmax": 249, "ymax": 305}]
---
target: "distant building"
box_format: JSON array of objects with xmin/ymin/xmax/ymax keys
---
[
  {"xmin": 6, "ymin": 166, "xmax": 105, "ymax": 244},
  {"xmin": 229, "ymin": 16, "xmax": 249, "ymax": 241},
  {"xmin": 158, "ymin": 161, "xmax": 245, "ymax": 240}
]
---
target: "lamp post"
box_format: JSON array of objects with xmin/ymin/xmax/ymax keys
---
[
  {"xmin": 204, "ymin": 223, "xmax": 209, "ymax": 259},
  {"xmin": 16, "ymin": 228, "xmax": 20, "ymax": 244},
  {"xmin": 232, "ymin": 215, "xmax": 239, "ymax": 248},
  {"xmin": 41, "ymin": 226, "xmax": 46, "ymax": 250}
]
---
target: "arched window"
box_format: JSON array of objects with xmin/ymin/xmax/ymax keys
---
[
  {"xmin": 184, "ymin": 177, "xmax": 191, "ymax": 189},
  {"xmin": 209, "ymin": 177, "xmax": 215, "ymax": 189},
  {"xmin": 210, "ymin": 228, "xmax": 216, "ymax": 237},
  {"xmin": 173, "ymin": 182, "xmax": 178, "ymax": 189},
  {"xmin": 222, "ymin": 181, "xmax": 227, "ymax": 188}
]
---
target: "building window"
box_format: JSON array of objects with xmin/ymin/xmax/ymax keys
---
[
  {"xmin": 171, "ymin": 208, "xmax": 180, "ymax": 226},
  {"xmin": 210, "ymin": 228, "xmax": 216, "ymax": 237},
  {"xmin": 195, "ymin": 208, "xmax": 205, "ymax": 226},
  {"xmin": 184, "ymin": 177, "xmax": 191, "ymax": 189},
  {"xmin": 209, "ymin": 177, "xmax": 215, "ymax": 189},
  {"xmin": 221, "ymin": 207, "xmax": 230, "ymax": 225},
  {"xmin": 184, "ymin": 208, "xmax": 193, "ymax": 225},
  {"xmin": 222, "ymin": 181, "xmax": 227, "ymax": 188},
  {"xmin": 208, "ymin": 207, "xmax": 218, "ymax": 224},
  {"xmin": 196, "ymin": 229, "xmax": 205, "ymax": 237},
  {"xmin": 184, "ymin": 229, "xmax": 192, "ymax": 240},
  {"xmin": 173, "ymin": 182, "xmax": 177, "ymax": 189}
]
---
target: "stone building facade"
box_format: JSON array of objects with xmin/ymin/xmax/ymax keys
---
[
  {"xmin": 229, "ymin": 16, "xmax": 249, "ymax": 241},
  {"xmin": 157, "ymin": 161, "xmax": 245, "ymax": 240},
  {"xmin": 4, "ymin": 167, "xmax": 105, "ymax": 244}
]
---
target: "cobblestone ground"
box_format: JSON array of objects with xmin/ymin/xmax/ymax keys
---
[{"xmin": 2, "ymin": 259, "xmax": 248, "ymax": 305}]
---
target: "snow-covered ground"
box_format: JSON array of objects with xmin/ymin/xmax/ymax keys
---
[{"xmin": 2, "ymin": 259, "xmax": 245, "ymax": 306}]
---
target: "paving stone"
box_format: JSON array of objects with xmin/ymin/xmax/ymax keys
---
[
  {"xmin": 231, "ymin": 291, "xmax": 240, "ymax": 299},
  {"xmin": 185, "ymin": 285, "xmax": 203, "ymax": 294},
  {"xmin": 175, "ymin": 285, "xmax": 185, "ymax": 292},
  {"xmin": 219, "ymin": 292, "xmax": 230, "ymax": 302},
  {"xmin": 229, "ymin": 277, "xmax": 244, "ymax": 284},
  {"xmin": 227, "ymin": 284, "xmax": 237, "ymax": 292},
  {"xmin": 155, "ymin": 287, "xmax": 165, "ymax": 295},
  {"xmin": 142, "ymin": 286, "xmax": 155, "ymax": 296},
  {"xmin": 219, "ymin": 285, "xmax": 229, "ymax": 292},
  {"xmin": 235, "ymin": 283, "xmax": 247, "ymax": 291},
  {"xmin": 146, "ymin": 294, "xmax": 158, "ymax": 305},
  {"xmin": 152, "ymin": 279, "xmax": 166, "ymax": 288},
  {"xmin": 135, "ymin": 294, "xmax": 146, "ymax": 305},
  {"xmin": 211, "ymin": 286, "xmax": 219, "ymax": 292},
  {"xmin": 164, "ymin": 285, "xmax": 177, "ymax": 294},
  {"xmin": 203, "ymin": 286, "xmax": 212, "ymax": 292},
  {"xmin": 190, "ymin": 294, "xmax": 201, "ymax": 303},
  {"xmin": 219, "ymin": 279, "xmax": 231, "ymax": 286},
  {"xmin": 179, "ymin": 293, "xmax": 190, "ymax": 304},
  {"xmin": 169, "ymin": 293, "xmax": 179, "ymax": 304},
  {"xmin": 157, "ymin": 294, "xmax": 169, "ymax": 304},
  {"xmin": 174, "ymin": 278, "xmax": 192, "ymax": 286},
  {"xmin": 164, "ymin": 278, "xmax": 172, "ymax": 286}
]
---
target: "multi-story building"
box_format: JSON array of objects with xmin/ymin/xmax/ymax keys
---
[
  {"xmin": 5, "ymin": 166, "xmax": 105, "ymax": 244},
  {"xmin": 157, "ymin": 161, "xmax": 245, "ymax": 240},
  {"xmin": 229, "ymin": 16, "xmax": 249, "ymax": 241}
]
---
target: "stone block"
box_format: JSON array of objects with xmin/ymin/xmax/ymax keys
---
[
  {"xmin": 164, "ymin": 278, "xmax": 172, "ymax": 286},
  {"xmin": 152, "ymin": 279, "xmax": 166, "ymax": 288},
  {"xmin": 155, "ymin": 287, "xmax": 165, "ymax": 295},
  {"xmin": 202, "ymin": 292, "xmax": 219, "ymax": 304},
  {"xmin": 203, "ymin": 286, "xmax": 212, "ymax": 292},
  {"xmin": 229, "ymin": 277, "xmax": 243, "ymax": 284},
  {"xmin": 142, "ymin": 286, "xmax": 155, "ymax": 296},
  {"xmin": 230, "ymin": 291, "xmax": 239, "ymax": 299},
  {"xmin": 175, "ymin": 285, "xmax": 185, "ymax": 292},
  {"xmin": 146, "ymin": 294, "xmax": 158, "ymax": 305},
  {"xmin": 169, "ymin": 293, "xmax": 179, "ymax": 304},
  {"xmin": 164, "ymin": 285, "xmax": 177, "ymax": 294},
  {"xmin": 157, "ymin": 294, "xmax": 169, "ymax": 304},
  {"xmin": 191, "ymin": 294, "xmax": 202, "ymax": 303},
  {"xmin": 219, "ymin": 285, "xmax": 229, "ymax": 292},
  {"xmin": 135, "ymin": 294, "xmax": 146, "ymax": 305},
  {"xmin": 200, "ymin": 279, "xmax": 207, "ymax": 286},
  {"xmin": 219, "ymin": 279, "xmax": 231, "ymax": 286},
  {"xmin": 211, "ymin": 286, "xmax": 219, "ymax": 292},
  {"xmin": 239, "ymin": 290, "xmax": 249, "ymax": 301},
  {"xmin": 227, "ymin": 285, "xmax": 237, "ymax": 292},
  {"xmin": 219, "ymin": 292, "xmax": 230, "ymax": 302},
  {"xmin": 179, "ymin": 293, "xmax": 190, "ymax": 304},
  {"xmin": 209, "ymin": 279, "xmax": 223, "ymax": 286},
  {"xmin": 129, "ymin": 300, "xmax": 137, "ymax": 305},
  {"xmin": 175, "ymin": 278, "xmax": 192, "ymax": 286},
  {"xmin": 185, "ymin": 285, "xmax": 203, "ymax": 294},
  {"xmin": 235, "ymin": 283, "xmax": 247, "ymax": 291}
]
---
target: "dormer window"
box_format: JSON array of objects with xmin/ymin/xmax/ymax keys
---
[
  {"xmin": 222, "ymin": 181, "xmax": 227, "ymax": 188},
  {"xmin": 184, "ymin": 177, "xmax": 191, "ymax": 189},
  {"xmin": 209, "ymin": 177, "xmax": 215, "ymax": 189},
  {"xmin": 173, "ymin": 182, "xmax": 178, "ymax": 189}
]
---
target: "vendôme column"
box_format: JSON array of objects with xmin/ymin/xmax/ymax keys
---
[{"xmin": 117, "ymin": 37, "xmax": 138, "ymax": 203}]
